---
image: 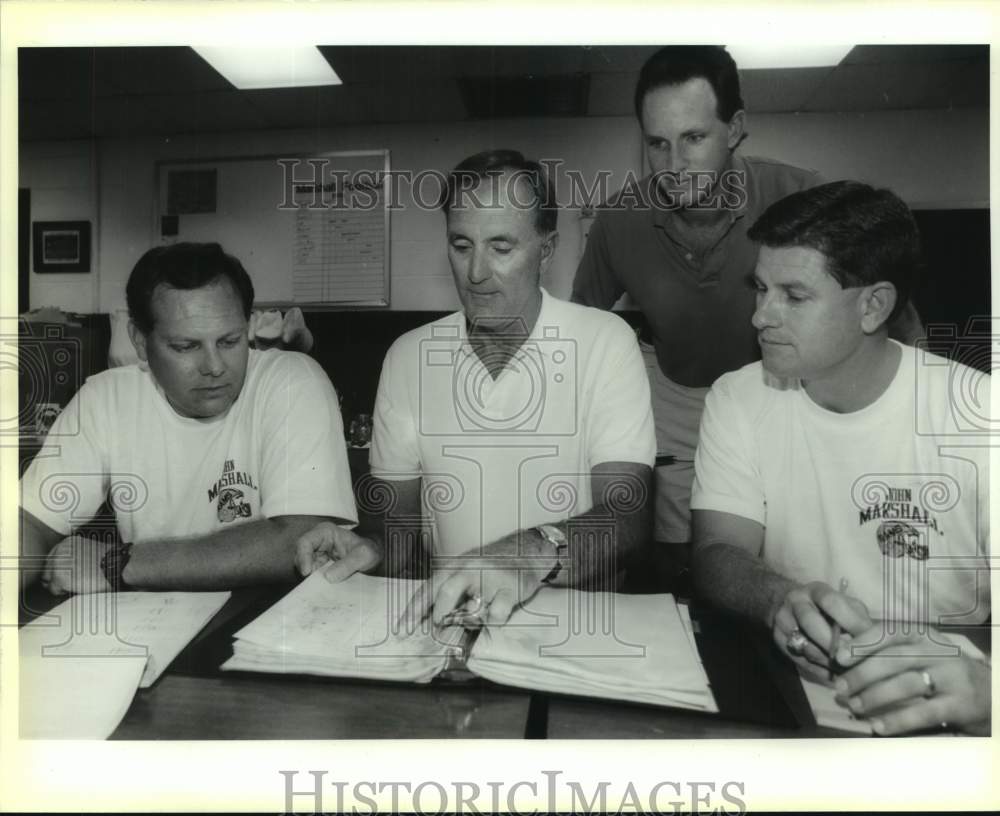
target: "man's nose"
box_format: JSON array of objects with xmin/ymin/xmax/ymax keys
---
[
  {"xmin": 666, "ymin": 144, "xmax": 686, "ymax": 174},
  {"xmin": 751, "ymin": 294, "xmax": 778, "ymax": 330},
  {"xmin": 467, "ymin": 249, "xmax": 492, "ymax": 285},
  {"xmin": 199, "ymin": 345, "xmax": 227, "ymax": 377}
]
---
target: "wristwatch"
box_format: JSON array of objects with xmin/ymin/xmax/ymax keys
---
[
  {"xmin": 100, "ymin": 542, "xmax": 134, "ymax": 591},
  {"xmin": 535, "ymin": 524, "xmax": 568, "ymax": 584}
]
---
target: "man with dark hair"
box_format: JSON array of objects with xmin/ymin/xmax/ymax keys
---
[
  {"xmin": 296, "ymin": 150, "xmax": 655, "ymax": 626},
  {"xmin": 572, "ymin": 45, "xmax": 921, "ymax": 554},
  {"xmin": 690, "ymin": 181, "xmax": 989, "ymax": 735},
  {"xmin": 21, "ymin": 242, "xmax": 356, "ymax": 593}
]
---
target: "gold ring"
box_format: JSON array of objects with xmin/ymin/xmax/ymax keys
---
[
  {"xmin": 787, "ymin": 629, "xmax": 808, "ymax": 657},
  {"xmin": 920, "ymin": 669, "xmax": 937, "ymax": 698}
]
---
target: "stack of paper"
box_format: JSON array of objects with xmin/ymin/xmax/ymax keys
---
[
  {"xmin": 19, "ymin": 591, "xmax": 230, "ymax": 739},
  {"xmin": 467, "ymin": 589, "xmax": 718, "ymax": 711},
  {"xmin": 223, "ymin": 572, "xmax": 465, "ymax": 683}
]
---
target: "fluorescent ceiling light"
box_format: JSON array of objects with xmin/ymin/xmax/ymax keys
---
[
  {"xmin": 725, "ymin": 45, "xmax": 854, "ymax": 70},
  {"xmin": 193, "ymin": 46, "xmax": 341, "ymax": 90}
]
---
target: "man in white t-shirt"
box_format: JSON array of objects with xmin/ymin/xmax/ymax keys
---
[
  {"xmin": 690, "ymin": 181, "xmax": 990, "ymax": 735},
  {"xmin": 297, "ymin": 150, "xmax": 655, "ymax": 627},
  {"xmin": 21, "ymin": 242, "xmax": 357, "ymax": 594}
]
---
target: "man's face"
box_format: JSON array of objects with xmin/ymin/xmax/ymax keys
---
[
  {"xmin": 446, "ymin": 173, "xmax": 558, "ymax": 332},
  {"xmin": 751, "ymin": 245, "xmax": 867, "ymax": 381},
  {"xmin": 129, "ymin": 279, "xmax": 249, "ymax": 418},
  {"xmin": 640, "ymin": 77, "xmax": 744, "ymax": 208}
]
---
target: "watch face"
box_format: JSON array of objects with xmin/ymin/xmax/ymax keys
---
[{"xmin": 539, "ymin": 524, "xmax": 567, "ymax": 546}]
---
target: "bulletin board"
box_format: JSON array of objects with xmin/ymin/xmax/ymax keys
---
[{"xmin": 155, "ymin": 150, "xmax": 391, "ymax": 307}]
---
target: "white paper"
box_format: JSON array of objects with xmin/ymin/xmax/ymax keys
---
[
  {"xmin": 19, "ymin": 591, "xmax": 230, "ymax": 739},
  {"xmin": 467, "ymin": 588, "xmax": 718, "ymax": 711},
  {"xmin": 224, "ymin": 572, "xmax": 462, "ymax": 683},
  {"xmin": 19, "ymin": 654, "xmax": 146, "ymax": 740}
]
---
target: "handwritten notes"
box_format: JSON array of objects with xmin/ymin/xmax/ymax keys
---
[
  {"xmin": 19, "ymin": 591, "xmax": 230, "ymax": 739},
  {"xmin": 224, "ymin": 572, "xmax": 463, "ymax": 682}
]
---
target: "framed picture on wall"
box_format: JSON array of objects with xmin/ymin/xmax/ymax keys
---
[{"xmin": 32, "ymin": 220, "xmax": 91, "ymax": 273}]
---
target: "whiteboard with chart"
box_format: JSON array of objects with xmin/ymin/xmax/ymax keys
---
[{"xmin": 155, "ymin": 150, "xmax": 390, "ymax": 307}]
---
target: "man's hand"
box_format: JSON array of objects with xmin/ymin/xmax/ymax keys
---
[
  {"xmin": 294, "ymin": 521, "xmax": 383, "ymax": 582},
  {"xmin": 400, "ymin": 536, "xmax": 552, "ymax": 630},
  {"xmin": 770, "ymin": 581, "xmax": 872, "ymax": 683},
  {"xmin": 833, "ymin": 625, "xmax": 991, "ymax": 736},
  {"xmin": 40, "ymin": 534, "xmax": 114, "ymax": 596}
]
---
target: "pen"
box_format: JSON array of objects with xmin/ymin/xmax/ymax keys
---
[{"xmin": 829, "ymin": 577, "xmax": 849, "ymax": 679}]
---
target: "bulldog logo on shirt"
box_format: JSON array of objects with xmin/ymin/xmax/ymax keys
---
[
  {"xmin": 216, "ymin": 487, "xmax": 252, "ymax": 523},
  {"xmin": 876, "ymin": 520, "xmax": 928, "ymax": 560},
  {"xmin": 207, "ymin": 458, "xmax": 258, "ymax": 524}
]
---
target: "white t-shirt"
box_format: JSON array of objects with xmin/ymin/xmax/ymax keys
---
[
  {"xmin": 370, "ymin": 288, "xmax": 656, "ymax": 555},
  {"xmin": 21, "ymin": 349, "xmax": 357, "ymax": 542},
  {"xmin": 691, "ymin": 341, "xmax": 990, "ymax": 625}
]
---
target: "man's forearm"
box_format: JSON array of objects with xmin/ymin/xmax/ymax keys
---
[
  {"xmin": 481, "ymin": 498, "xmax": 650, "ymax": 591},
  {"xmin": 122, "ymin": 515, "xmax": 329, "ymax": 590},
  {"xmin": 692, "ymin": 541, "xmax": 799, "ymax": 627}
]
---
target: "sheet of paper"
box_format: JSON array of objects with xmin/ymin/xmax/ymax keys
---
[
  {"xmin": 801, "ymin": 676, "xmax": 874, "ymax": 734},
  {"xmin": 20, "ymin": 591, "xmax": 231, "ymax": 688},
  {"xmin": 467, "ymin": 588, "xmax": 718, "ymax": 711},
  {"xmin": 19, "ymin": 653, "xmax": 146, "ymax": 740},
  {"xmin": 223, "ymin": 572, "xmax": 461, "ymax": 683},
  {"xmin": 18, "ymin": 591, "xmax": 228, "ymax": 739}
]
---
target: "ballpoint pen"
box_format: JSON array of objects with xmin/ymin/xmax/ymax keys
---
[{"xmin": 829, "ymin": 577, "xmax": 850, "ymax": 679}]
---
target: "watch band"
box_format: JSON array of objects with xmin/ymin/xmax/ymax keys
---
[
  {"xmin": 100, "ymin": 542, "xmax": 134, "ymax": 591},
  {"xmin": 536, "ymin": 524, "xmax": 568, "ymax": 585}
]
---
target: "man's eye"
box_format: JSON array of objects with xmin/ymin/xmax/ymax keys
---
[
  {"xmin": 170, "ymin": 344, "xmax": 196, "ymax": 352},
  {"xmin": 687, "ymin": 134, "xmax": 706, "ymax": 144},
  {"xmin": 450, "ymin": 242, "xmax": 470, "ymax": 252},
  {"xmin": 219, "ymin": 337, "xmax": 240, "ymax": 348},
  {"xmin": 492, "ymin": 244, "xmax": 512, "ymax": 255},
  {"xmin": 786, "ymin": 293, "xmax": 806, "ymax": 303}
]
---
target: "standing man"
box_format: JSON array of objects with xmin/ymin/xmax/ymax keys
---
[
  {"xmin": 297, "ymin": 150, "xmax": 655, "ymax": 626},
  {"xmin": 21, "ymin": 242, "xmax": 357, "ymax": 594},
  {"xmin": 572, "ymin": 45, "xmax": 821, "ymax": 551},
  {"xmin": 572, "ymin": 45, "xmax": 923, "ymax": 558}
]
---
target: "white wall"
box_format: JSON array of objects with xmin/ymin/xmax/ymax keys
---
[
  {"xmin": 20, "ymin": 141, "xmax": 100, "ymax": 312},
  {"xmin": 19, "ymin": 106, "xmax": 988, "ymax": 314}
]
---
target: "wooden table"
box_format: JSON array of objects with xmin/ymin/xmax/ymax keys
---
[{"xmin": 20, "ymin": 585, "xmax": 986, "ymax": 740}]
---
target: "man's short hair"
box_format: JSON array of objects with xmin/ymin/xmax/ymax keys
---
[
  {"xmin": 126, "ymin": 242, "xmax": 255, "ymax": 334},
  {"xmin": 747, "ymin": 181, "xmax": 921, "ymax": 322},
  {"xmin": 634, "ymin": 45, "xmax": 744, "ymax": 123},
  {"xmin": 439, "ymin": 149, "xmax": 558, "ymax": 234}
]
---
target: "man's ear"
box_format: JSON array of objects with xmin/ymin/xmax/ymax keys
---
[
  {"xmin": 539, "ymin": 230, "xmax": 560, "ymax": 273},
  {"xmin": 860, "ymin": 281, "xmax": 898, "ymax": 334},
  {"xmin": 727, "ymin": 110, "xmax": 746, "ymax": 151},
  {"xmin": 127, "ymin": 320, "xmax": 149, "ymax": 363}
]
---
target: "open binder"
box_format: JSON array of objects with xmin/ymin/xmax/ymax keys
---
[{"xmin": 222, "ymin": 572, "xmax": 717, "ymax": 713}]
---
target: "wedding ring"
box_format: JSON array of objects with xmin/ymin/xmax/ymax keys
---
[
  {"xmin": 920, "ymin": 669, "xmax": 937, "ymax": 698},
  {"xmin": 786, "ymin": 628, "xmax": 808, "ymax": 657}
]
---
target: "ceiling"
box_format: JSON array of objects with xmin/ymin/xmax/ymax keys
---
[{"xmin": 18, "ymin": 44, "xmax": 989, "ymax": 142}]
